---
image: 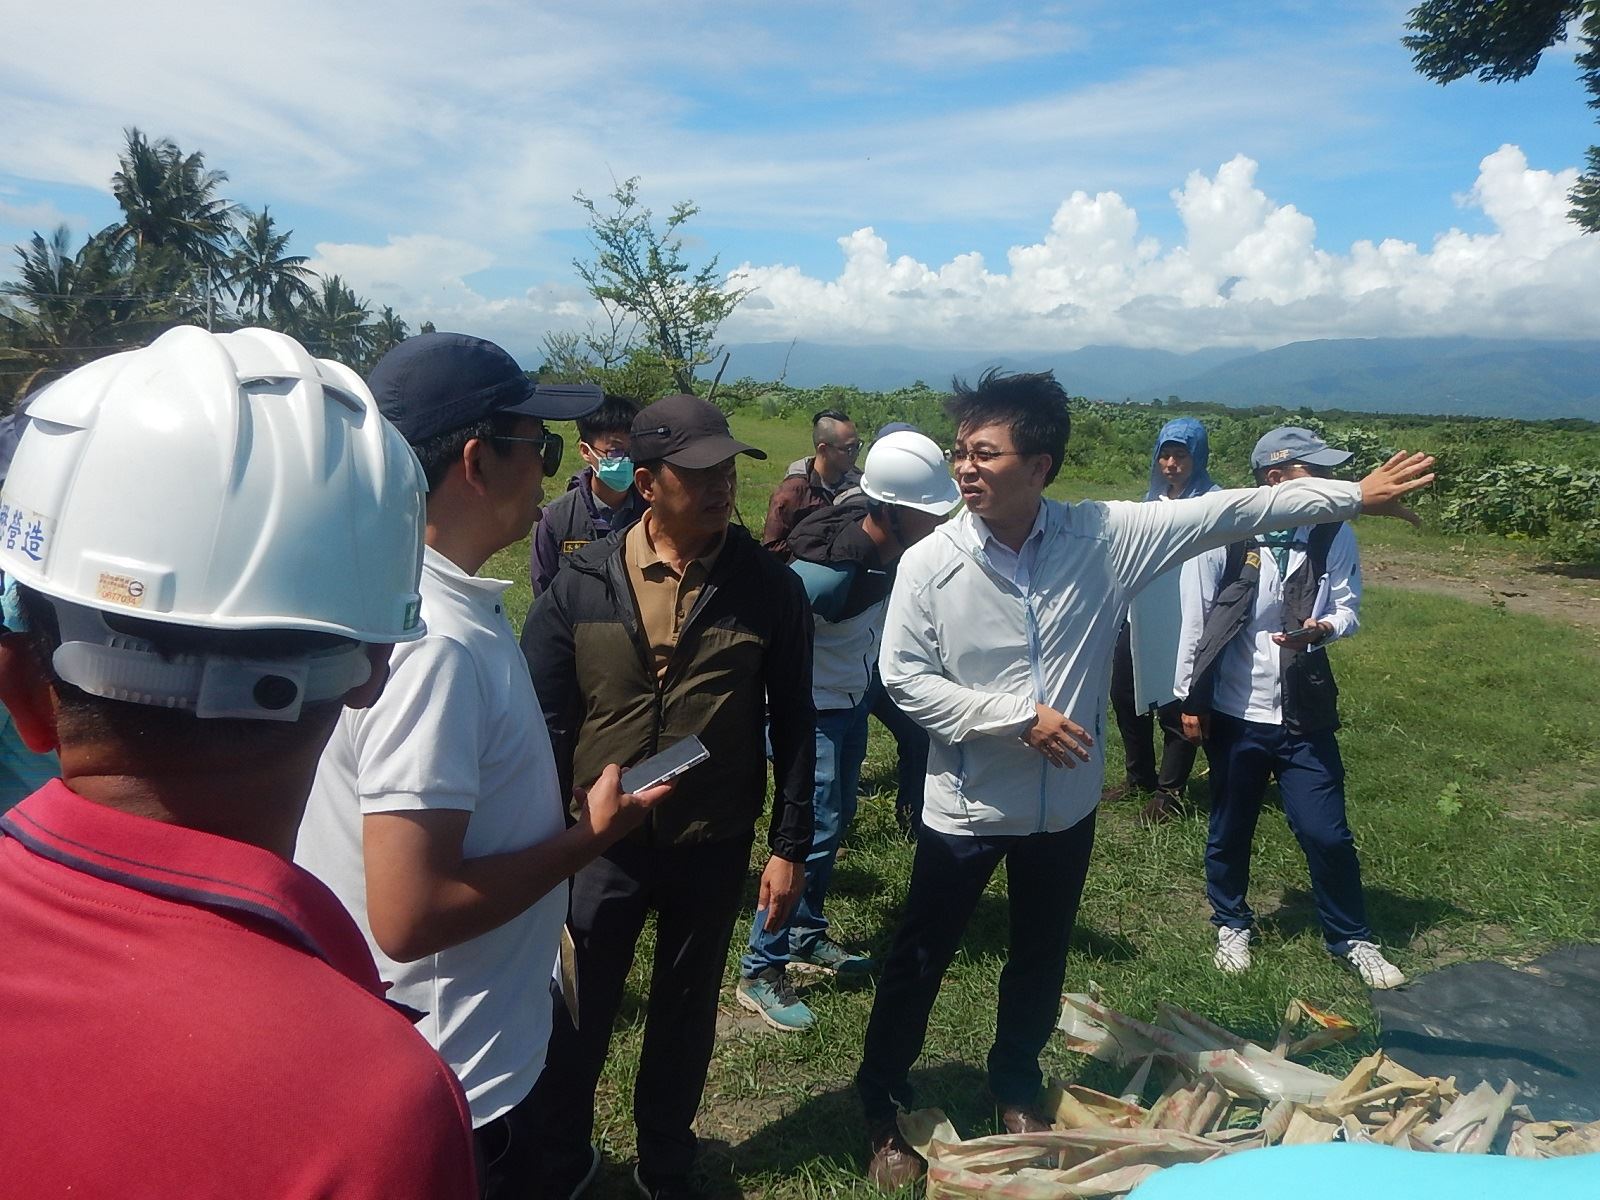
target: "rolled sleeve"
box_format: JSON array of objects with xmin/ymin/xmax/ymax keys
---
[{"xmin": 350, "ymin": 635, "xmax": 484, "ymax": 815}]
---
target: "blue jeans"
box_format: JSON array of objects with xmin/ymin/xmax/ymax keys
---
[
  {"xmin": 742, "ymin": 700, "xmax": 870, "ymax": 976},
  {"xmin": 1204, "ymin": 711, "xmax": 1372, "ymax": 952}
]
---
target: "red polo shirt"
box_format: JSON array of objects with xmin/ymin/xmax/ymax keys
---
[{"xmin": 0, "ymin": 780, "xmax": 477, "ymax": 1199}]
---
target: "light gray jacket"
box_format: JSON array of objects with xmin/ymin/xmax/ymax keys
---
[{"xmin": 878, "ymin": 479, "xmax": 1364, "ymax": 837}]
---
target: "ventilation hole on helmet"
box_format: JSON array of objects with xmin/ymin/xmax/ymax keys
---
[{"xmin": 253, "ymin": 674, "xmax": 300, "ymax": 711}]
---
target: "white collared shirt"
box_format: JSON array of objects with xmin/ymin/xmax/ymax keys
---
[
  {"xmin": 1176, "ymin": 523, "xmax": 1362, "ymax": 725},
  {"xmin": 297, "ymin": 545, "xmax": 566, "ymax": 1127},
  {"xmin": 972, "ymin": 503, "xmax": 1048, "ymax": 590}
]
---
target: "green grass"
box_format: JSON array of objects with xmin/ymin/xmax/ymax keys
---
[{"xmin": 488, "ymin": 411, "xmax": 1600, "ymax": 1199}]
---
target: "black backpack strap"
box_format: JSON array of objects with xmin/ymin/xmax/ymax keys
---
[
  {"xmin": 1182, "ymin": 540, "xmax": 1261, "ymax": 717},
  {"xmin": 1307, "ymin": 521, "xmax": 1340, "ymax": 583}
]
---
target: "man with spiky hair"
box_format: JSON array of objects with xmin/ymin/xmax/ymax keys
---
[{"xmin": 855, "ymin": 370, "xmax": 1436, "ymax": 1191}]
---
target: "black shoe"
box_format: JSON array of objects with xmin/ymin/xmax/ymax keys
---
[{"xmin": 1138, "ymin": 787, "xmax": 1184, "ymax": 826}]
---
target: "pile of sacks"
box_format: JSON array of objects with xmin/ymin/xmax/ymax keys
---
[{"xmin": 897, "ymin": 993, "xmax": 1600, "ymax": 1198}]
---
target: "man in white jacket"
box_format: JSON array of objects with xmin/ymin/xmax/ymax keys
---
[{"xmin": 855, "ymin": 371, "xmax": 1435, "ymax": 1191}]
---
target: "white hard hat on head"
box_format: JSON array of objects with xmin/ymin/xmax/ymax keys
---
[
  {"xmin": 860, "ymin": 430, "xmax": 960, "ymax": 515},
  {"xmin": 0, "ymin": 325, "xmax": 427, "ymax": 720}
]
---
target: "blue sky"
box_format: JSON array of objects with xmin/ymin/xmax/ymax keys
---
[{"xmin": 2, "ymin": 0, "xmax": 1596, "ymax": 361}]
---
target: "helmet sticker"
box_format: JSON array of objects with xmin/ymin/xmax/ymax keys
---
[{"xmin": 96, "ymin": 572, "xmax": 149, "ymax": 609}]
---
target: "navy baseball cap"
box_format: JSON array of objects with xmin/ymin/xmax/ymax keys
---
[
  {"xmin": 1250, "ymin": 427, "xmax": 1353, "ymax": 472},
  {"xmin": 368, "ymin": 332, "xmax": 602, "ymax": 444}
]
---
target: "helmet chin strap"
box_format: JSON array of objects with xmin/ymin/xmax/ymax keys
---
[{"xmin": 47, "ymin": 599, "xmax": 372, "ymax": 722}]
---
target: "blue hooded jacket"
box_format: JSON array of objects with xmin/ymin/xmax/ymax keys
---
[{"xmin": 1145, "ymin": 417, "xmax": 1218, "ymax": 501}]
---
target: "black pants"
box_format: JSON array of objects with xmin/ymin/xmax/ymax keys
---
[
  {"xmin": 868, "ymin": 668, "xmax": 930, "ymax": 829},
  {"xmin": 855, "ymin": 813, "xmax": 1097, "ymax": 1123},
  {"xmin": 473, "ymin": 1084, "xmax": 542, "ymax": 1200},
  {"xmin": 1110, "ymin": 621, "xmax": 1198, "ymax": 793},
  {"xmin": 528, "ymin": 834, "xmax": 752, "ymax": 1190}
]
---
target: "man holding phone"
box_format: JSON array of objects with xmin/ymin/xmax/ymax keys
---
[
  {"xmin": 1175, "ymin": 427, "xmax": 1404, "ymax": 989},
  {"xmin": 295, "ymin": 334, "xmax": 672, "ymax": 1199},
  {"xmin": 522, "ymin": 393, "xmax": 815, "ymax": 1200}
]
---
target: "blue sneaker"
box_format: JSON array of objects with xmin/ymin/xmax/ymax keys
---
[
  {"xmin": 791, "ymin": 934, "xmax": 876, "ymax": 978},
  {"xmin": 736, "ymin": 966, "xmax": 815, "ymax": 1032}
]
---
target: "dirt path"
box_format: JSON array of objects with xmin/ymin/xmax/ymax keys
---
[{"xmin": 1362, "ymin": 543, "xmax": 1600, "ymax": 632}]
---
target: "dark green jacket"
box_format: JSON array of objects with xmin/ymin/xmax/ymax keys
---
[{"xmin": 520, "ymin": 524, "xmax": 814, "ymax": 862}]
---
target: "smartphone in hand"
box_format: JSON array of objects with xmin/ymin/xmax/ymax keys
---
[{"xmin": 621, "ymin": 736, "xmax": 709, "ymax": 794}]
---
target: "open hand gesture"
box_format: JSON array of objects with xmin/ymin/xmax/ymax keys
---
[{"xmin": 1358, "ymin": 451, "xmax": 1436, "ymax": 527}]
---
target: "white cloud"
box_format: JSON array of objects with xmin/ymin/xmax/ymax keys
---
[
  {"xmin": 3, "ymin": 5, "xmax": 1592, "ymax": 363},
  {"xmin": 288, "ymin": 146, "xmax": 1597, "ymax": 362},
  {"xmin": 717, "ymin": 147, "xmax": 1600, "ymax": 352},
  {"xmin": 882, "ymin": 15, "xmax": 1084, "ymax": 66}
]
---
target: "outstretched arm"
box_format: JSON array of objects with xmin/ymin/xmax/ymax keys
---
[{"xmin": 1107, "ymin": 452, "xmax": 1435, "ymax": 597}]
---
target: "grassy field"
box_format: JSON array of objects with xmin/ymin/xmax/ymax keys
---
[{"xmin": 488, "ymin": 411, "xmax": 1600, "ymax": 1198}]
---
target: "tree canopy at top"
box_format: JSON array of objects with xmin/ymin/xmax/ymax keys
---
[{"xmin": 1405, "ymin": 0, "xmax": 1600, "ymax": 230}]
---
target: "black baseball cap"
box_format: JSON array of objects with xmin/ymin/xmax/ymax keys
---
[
  {"xmin": 630, "ymin": 394, "xmax": 766, "ymax": 469},
  {"xmin": 368, "ymin": 332, "xmax": 602, "ymax": 444}
]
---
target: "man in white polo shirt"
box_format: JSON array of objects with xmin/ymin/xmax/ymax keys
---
[{"xmin": 295, "ymin": 333, "xmax": 670, "ymax": 1200}]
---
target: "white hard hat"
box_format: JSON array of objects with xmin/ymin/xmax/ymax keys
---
[
  {"xmin": 0, "ymin": 325, "xmax": 426, "ymax": 720},
  {"xmin": 860, "ymin": 430, "xmax": 960, "ymax": 515}
]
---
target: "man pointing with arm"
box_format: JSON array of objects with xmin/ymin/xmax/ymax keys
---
[{"xmin": 856, "ymin": 370, "xmax": 1433, "ymax": 1191}]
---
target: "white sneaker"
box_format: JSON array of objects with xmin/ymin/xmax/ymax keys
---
[
  {"xmin": 1214, "ymin": 926, "xmax": 1252, "ymax": 974},
  {"xmin": 1338, "ymin": 941, "xmax": 1406, "ymax": 989}
]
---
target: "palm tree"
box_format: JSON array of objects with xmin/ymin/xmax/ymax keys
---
[
  {"xmin": 296, "ymin": 274, "xmax": 373, "ymax": 365},
  {"xmin": 107, "ymin": 128, "xmax": 236, "ymax": 283},
  {"xmin": 0, "ymin": 225, "xmax": 200, "ymax": 391},
  {"xmin": 230, "ymin": 207, "xmax": 314, "ymax": 326},
  {"xmin": 364, "ymin": 306, "xmax": 410, "ymax": 368}
]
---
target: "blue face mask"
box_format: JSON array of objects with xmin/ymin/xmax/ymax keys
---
[{"xmin": 594, "ymin": 456, "xmax": 635, "ymax": 490}]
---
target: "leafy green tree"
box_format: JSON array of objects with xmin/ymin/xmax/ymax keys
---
[
  {"xmin": 230, "ymin": 207, "xmax": 314, "ymax": 326},
  {"xmin": 571, "ymin": 176, "xmax": 751, "ymax": 393},
  {"xmin": 364, "ymin": 305, "xmax": 410, "ymax": 369},
  {"xmin": 0, "ymin": 226, "xmax": 194, "ymax": 390},
  {"xmin": 3, "ymin": 128, "xmax": 420, "ymax": 391},
  {"xmin": 294, "ymin": 274, "xmax": 373, "ymax": 364},
  {"xmin": 108, "ymin": 128, "xmax": 237, "ymax": 275},
  {"xmin": 1404, "ymin": 1, "xmax": 1600, "ymax": 230}
]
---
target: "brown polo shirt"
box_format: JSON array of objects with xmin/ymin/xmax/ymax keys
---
[{"xmin": 624, "ymin": 515, "xmax": 726, "ymax": 679}]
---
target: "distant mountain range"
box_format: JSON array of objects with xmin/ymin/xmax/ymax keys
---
[{"xmin": 713, "ymin": 337, "xmax": 1600, "ymax": 420}]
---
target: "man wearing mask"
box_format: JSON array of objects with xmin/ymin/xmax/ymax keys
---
[
  {"xmin": 1107, "ymin": 417, "xmax": 1220, "ymax": 825},
  {"xmin": 531, "ymin": 395, "xmax": 647, "ymax": 595},
  {"xmin": 1175, "ymin": 427, "xmax": 1406, "ymax": 989}
]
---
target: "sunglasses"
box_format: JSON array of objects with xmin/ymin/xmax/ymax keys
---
[{"xmin": 492, "ymin": 431, "xmax": 564, "ymax": 476}]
